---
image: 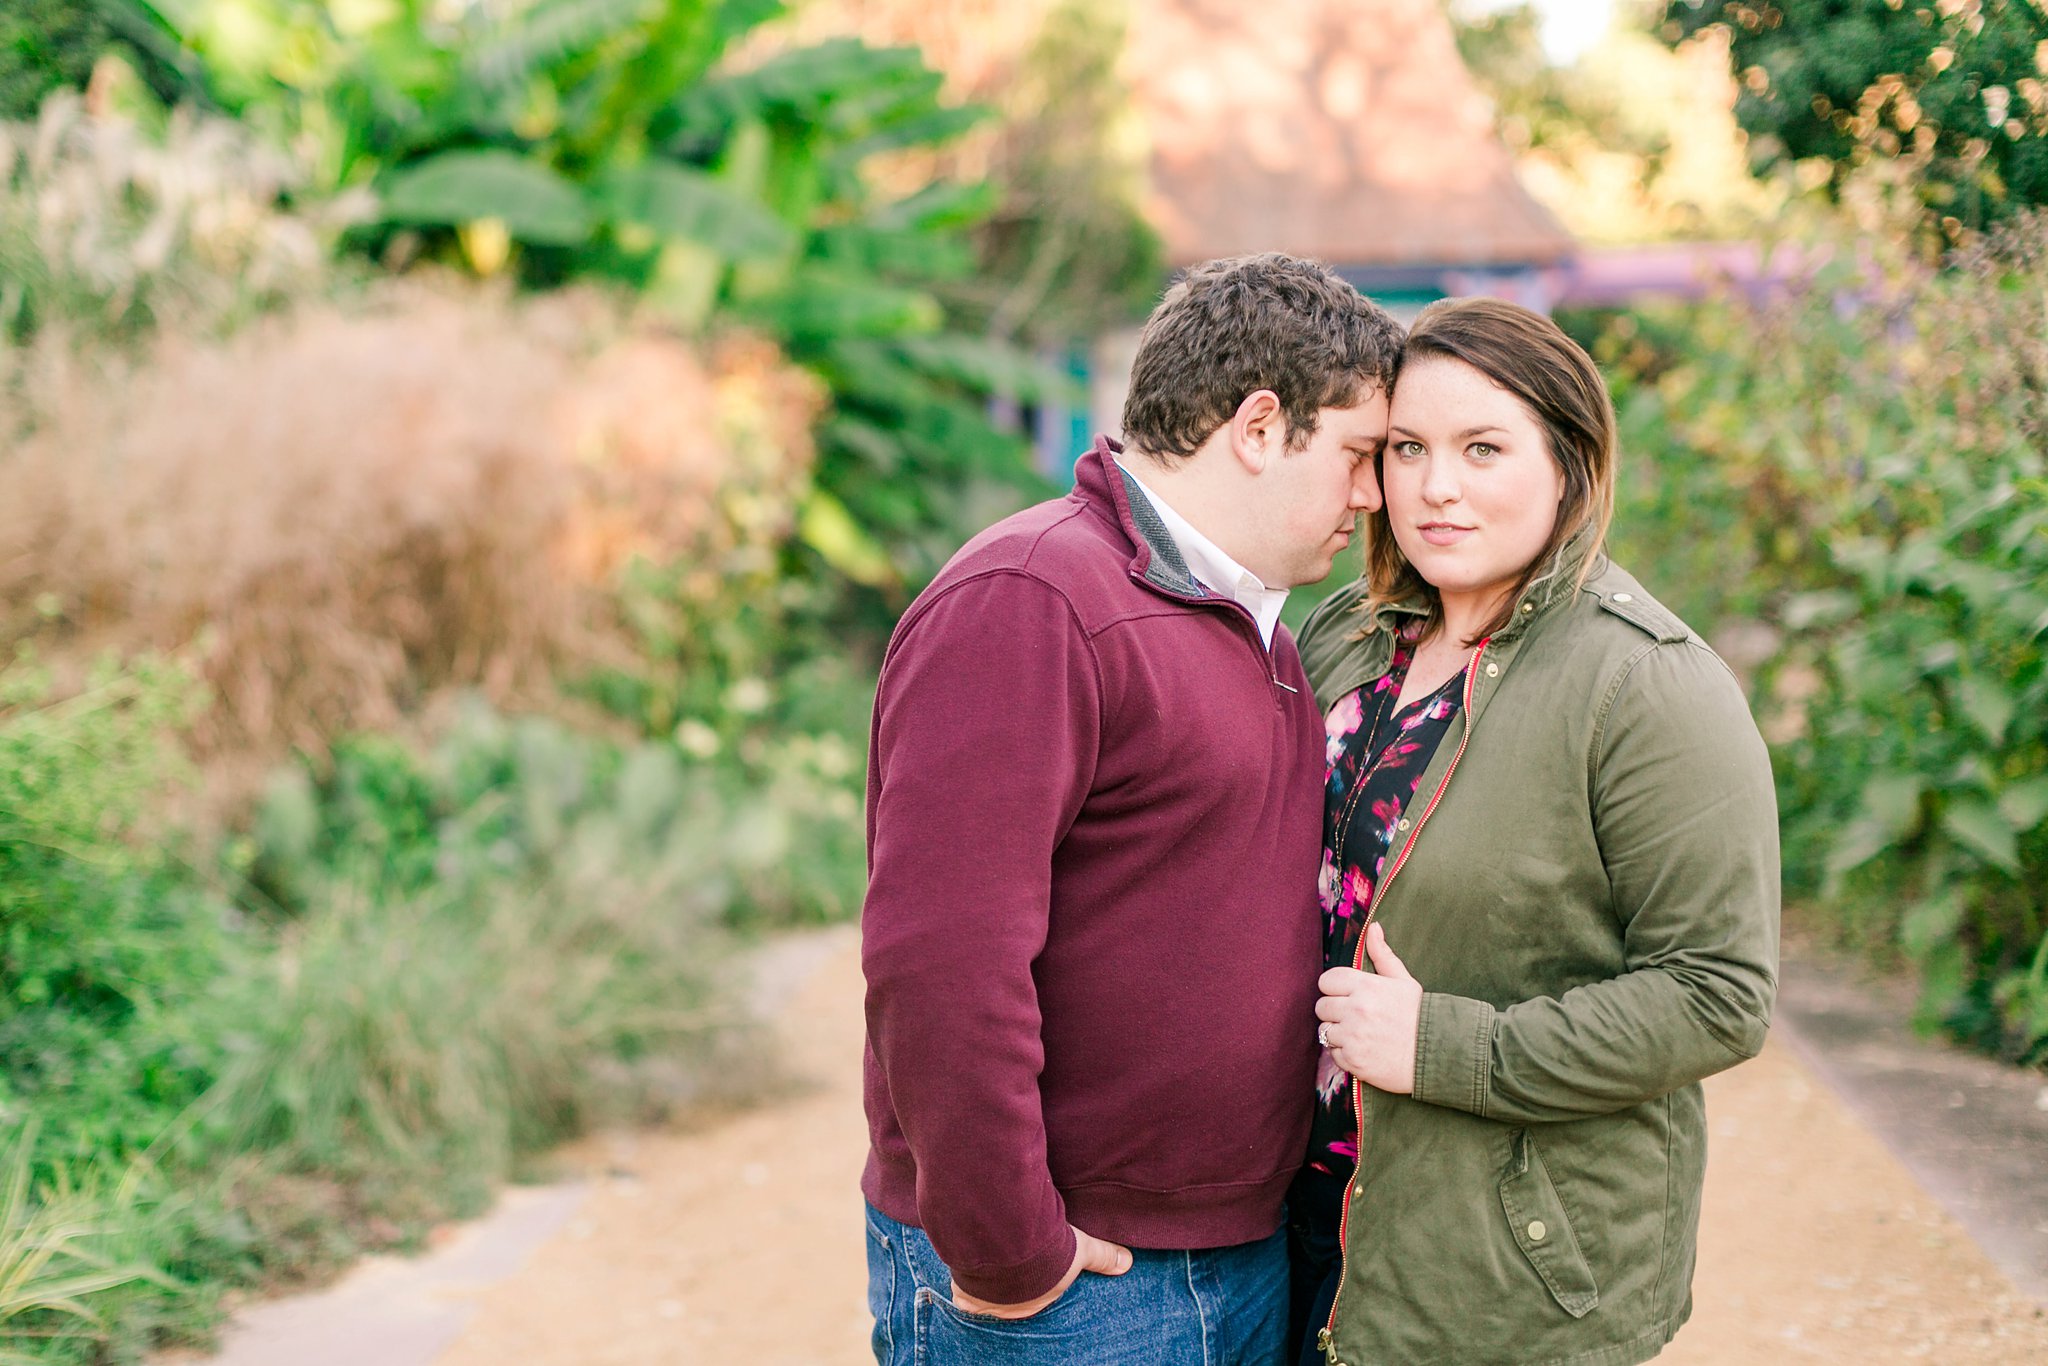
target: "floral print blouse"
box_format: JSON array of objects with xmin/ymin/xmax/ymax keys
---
[{"xmin": 1308, "ymin": 629, "xmax": 1465, "ymax": 1178}]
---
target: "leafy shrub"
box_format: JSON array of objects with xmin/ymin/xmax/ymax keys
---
[
  {"xmin": 0, "ymin": 658, "xmax": 247, "ymax": 1357},
  {"xmin": 0, "ymin": 0, "xmax": 111, "ymax": 122},
  {"xmin": 1662, "ymin": 0, "xmax": 2048, "ymax": 238},
  {"xmin": 248, "ymin": 693, "xmax": 867, "ymax": 936},
  {"xmin": 0, "ymin": 657, "xmax": 239, "ymax": 1167},
  {"xmin": 1600, "ymin": 214, "xmax": 2048, "ymax": 1062},
  {"xmin": 0, "ymin": 663, "xmax": 863, "ymax": 1358},
  {"xmin": 0, "ymin": 1123, "xmax": 165, "ymax": 1364}
]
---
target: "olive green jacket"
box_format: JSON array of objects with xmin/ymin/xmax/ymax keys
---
[{"xmin": 1297, "ymin": 556, "xmax": 1780, "ymax": 1366}]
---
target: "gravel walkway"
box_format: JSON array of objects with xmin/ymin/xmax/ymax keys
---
[{"xmin": 174, "ymin": 926, "xmax": 2048, "ymax": 1363}]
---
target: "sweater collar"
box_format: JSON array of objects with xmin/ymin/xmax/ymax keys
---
[{"xmin": 1074, "ymin": 435, "xmax": 1207, "ymax": 601}]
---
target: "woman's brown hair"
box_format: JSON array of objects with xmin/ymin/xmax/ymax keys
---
[{"xmin": 1363, "ymin": 297, "xmax": 1618, "ymax": 645}]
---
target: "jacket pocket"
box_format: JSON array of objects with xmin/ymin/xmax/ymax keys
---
[{"xmin": 1498, "ymin": 1128, "xmax": 1600, "ymax": 1318}]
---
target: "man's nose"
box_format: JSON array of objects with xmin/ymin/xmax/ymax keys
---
[{"xmin": 1350, "ymin": 460, "xmax": 1382, "ymax": 511}]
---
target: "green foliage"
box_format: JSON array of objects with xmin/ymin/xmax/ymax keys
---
[
  {"xmin": 0, "ymin": 1124, "xmax": 164, "ymax": 1364},
  {"xmin": 942, "ymin": 1, "xmax": 1164, "ymax": 345},
  {"xmin": 0, "ymin": 0, "xmax": 196, "ymax": 121},
  {"xmin": 1597, "ymin": 213, "xmax": 2048, "ymax": 1062},
  {"xmin": 0, "ymin": 0, "xmax": 110, "ymax": 121},
  {"xmin": 124, "ymin": 0, "xmax": 1056, "ymax": 589},
  {"xmin": 0, "ymin": 660, "xmax": 243, "ymax": 1358},
  {"xmin": 0, "ymin": 658, "xmax": 238, "ymax": 1171},
  {"xmin": 0, "ymin": 648, "xmax": 866, "ymax": 1355},
  {"xmin": 1454, "ymin": 1, "xmax": 1781, "ymax": 243},
  {"xmin": 1663, "ymin": 0, "xmax": 2048, "ymax": 236},
  {"xmin": 247, "ymin": 692, "xmax": 867, "ymax": 936}
]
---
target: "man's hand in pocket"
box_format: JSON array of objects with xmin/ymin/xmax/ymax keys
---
[{"xmin": 951, "ymin": 1226, "xmax": 1133, "ymax": 1320}]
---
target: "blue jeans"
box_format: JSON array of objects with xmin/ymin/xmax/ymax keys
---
[{"xmin": 865, "ymin": 1202, "xmax": 1288, "ymax": 1366}]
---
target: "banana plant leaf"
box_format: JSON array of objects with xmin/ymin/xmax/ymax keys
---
[
  {"xmin": 595, "ymin": 161, "xmax": 795, "ymax": 260},
  {"xmin": 378, "ymin": 148, "xmax": 593, "ymax": 244}
]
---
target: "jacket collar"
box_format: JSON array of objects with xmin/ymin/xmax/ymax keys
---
[
  {"xmin": 1074, "ymin": 435, "xmax": 1209, "ymax": 602},
  {"xmin": 1312, "ymin": 527, "xmax": 1604, "ymax": 724},
  {"xmin": 1355, "ymin": 525, "xmax": 1602, "ymax": 649}
]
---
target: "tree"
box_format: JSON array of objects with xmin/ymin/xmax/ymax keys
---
[
  {"xmin": 1662, "ymin": 0, "xmax": 2048, "ymax": 236},
  {"xmin": 0, "ymin": 0, "xmax": 198, "ymax": 119},
  {"xmin": 0, "ymin": 0, "xmax": 108, "ymax": 119},
  {"xmin": 1457, "ymin": 1, "xmax": 1780, "ymax": 243}
]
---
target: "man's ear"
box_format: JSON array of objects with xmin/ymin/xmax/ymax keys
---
[{"xmin": 1228, "ymin": 390, "xmax": 1286, "ymax": 474}]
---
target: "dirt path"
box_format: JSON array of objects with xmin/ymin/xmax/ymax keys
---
[{"xmin": 421, "ymin": 929, "xmax": 2048, "ymax": 1364}]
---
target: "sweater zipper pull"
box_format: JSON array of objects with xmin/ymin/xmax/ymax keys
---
[{"xmin": 1271, "ymin": 676, "xmax": 1299, "ymax": 694}]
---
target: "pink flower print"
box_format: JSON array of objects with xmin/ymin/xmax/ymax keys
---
[
  {"xmin": 1342, "ymin": 867, "xmax": 1372, "ymax": 915},
  {"xmin": 1369, "ymin": 796, "xmax": 1401, "ymax": 827},
  {"xmin": 1326, "ymin": 864, "xmax": 1370, "ymax": 922},
  {"xmin": 1318, "ymin": 851, "xmax": 1342, "ymax": 912},
  {"xmin": 1317, "ymin": 1049, "xmax": 1350, "ymax": 1103},
  {"xmin": 1324, "ymin": 691, "xmax": 1364, "ymax": 766}
]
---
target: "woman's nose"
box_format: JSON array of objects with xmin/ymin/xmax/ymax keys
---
[{"xmin": 1420, "ymin": 457, "xmax": 1460, "ymax": 505}]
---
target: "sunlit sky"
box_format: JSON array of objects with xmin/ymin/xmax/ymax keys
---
[{"xmin": 1457, "ymin": 0, "xmax": 1620, "ymax": 65}]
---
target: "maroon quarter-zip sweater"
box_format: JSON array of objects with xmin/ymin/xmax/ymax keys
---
[{"xmin": 860, "ymin": 437, "xmax": 1324, "ymax": 1304}]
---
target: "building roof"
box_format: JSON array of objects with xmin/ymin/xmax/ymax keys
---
[{"xmin": 1128, "ymin": 0, "xmax": 1574, "ymax": 268}]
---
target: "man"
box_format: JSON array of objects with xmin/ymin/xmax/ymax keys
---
[{"xmin": 860, "ymin": 253, "xmax": 1404, "ymax": 1365}]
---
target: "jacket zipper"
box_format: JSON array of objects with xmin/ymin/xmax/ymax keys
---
[{"xmin": 1320, "ymin": 637, "xmax": 1490, "ymax": 1359}]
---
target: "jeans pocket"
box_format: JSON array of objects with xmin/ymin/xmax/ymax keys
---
[
  {"xmin": 1498, "ymin": 1128, "xmax": 1600, "ymax": 1319},
  {"xmin": 863, "ymin": 1207, "xmax": 898, "ymax": 1364},
  {"xmin": 913, "ymin": 1275, "xmax": 1099, "ymax": 1365}
]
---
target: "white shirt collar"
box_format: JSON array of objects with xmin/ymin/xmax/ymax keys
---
[{"xmin": 1117, "ymin": 460, "xmax": 1289, "ymax": 647}]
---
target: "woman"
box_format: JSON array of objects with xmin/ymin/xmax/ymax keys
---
[{"xmin": 1288, "ymin": 298, "xmax": 1779, "ymax": 1366}]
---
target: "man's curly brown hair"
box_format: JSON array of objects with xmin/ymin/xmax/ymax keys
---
[{"xmin": 1120, "ymin": 253, "xmax": 1404, "ymax": 462}]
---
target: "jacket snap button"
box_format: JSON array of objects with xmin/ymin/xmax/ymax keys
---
[
  {"xmin": 1521, "ymin": 601, "xmax": 1534, "ymax": 613},
  {"xmin": 1612, "ymin": 592, "xmax": 1634, "ymax": 603},
  {"xmin": 1484, "ymin": 662, "xmax": 1499, "ymax": 677},
  {"xmin": 1396, "ymin": 817, "xmax": 1410, "ymax": 832},
  {"xmin": 1528, "ymin": 1220, "xmax": 1547, "ymax": 1242}
]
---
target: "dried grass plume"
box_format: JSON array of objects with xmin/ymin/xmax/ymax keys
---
[{"xmin": 0, "ymin": 281, "xmax": 821, "ymax": 755}]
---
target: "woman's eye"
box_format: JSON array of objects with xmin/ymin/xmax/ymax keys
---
[
  {"xmin": 1393, "ymin": 441, "xmax": 1423, "ymax": 459},
  {"xmin": 1469, "ymin": 443, "xmax": 1498, "ymax": 459}
]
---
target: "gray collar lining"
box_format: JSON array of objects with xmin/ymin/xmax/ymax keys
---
[{"xmin": 1116, "ymin": 464, "xmax": 1206, "ymax": 599}]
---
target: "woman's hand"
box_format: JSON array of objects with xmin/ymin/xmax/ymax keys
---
[{"xmin": 1317, "ymin": 923, "xmax": 1424, "ymax": 1094}]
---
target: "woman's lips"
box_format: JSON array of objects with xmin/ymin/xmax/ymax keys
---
[{"xmin": 1417, "ymin": 523, "xmax": 1474, "ymax": 546}]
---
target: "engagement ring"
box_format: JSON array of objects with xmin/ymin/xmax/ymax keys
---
[{"xmin": 1317, "ymin": 1022, "xmax": 1332, "ymax": 1048}]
